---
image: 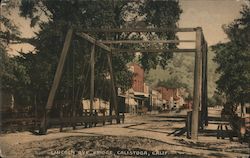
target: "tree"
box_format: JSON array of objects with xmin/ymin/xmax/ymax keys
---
[
  {"xmin": 156, "ymin": 76, "xmax": 188, "ymax": 89},
  {"xmin": 138, "ymin": 0, "xmax": 182, "ymax": 70},
  {"xmin": 0, "ymin": 0, "xmax": 20, "ymax": 42},
  {"xmin": 208, "ymin": 91, "xmax": 225, "ymax": 107},
  {"xmin": 212, "ymin": 1, "xmax": 250, "ymax": 113},
  {"xmin": 16, "ymin": 0, "xmax": 182, "ymax": 108},
  {"xmin": 0, "ymin": 1, "xmax": 32, "ymax": 108}
]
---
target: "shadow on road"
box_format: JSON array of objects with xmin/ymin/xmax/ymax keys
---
[
  {"xmin": 153, "ymin": 115, "xmax": 187, "ymax": 119},
  {"xmin": 150, "ymin": 119, "xmax": 185, "ymax": 123},
  {"xmin": 123, "ymin": 126, "xmax": 170, "ymax": 135}
]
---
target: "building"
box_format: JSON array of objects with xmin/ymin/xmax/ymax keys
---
[
  {"xmin": 236, "ymin": 103, "xmax": 250, "ymax": 133},
  {"xmin": 82, "ymin": 98, "xmax": 110, "ymax": 114},
  {"xmin": 150, "ymin": 89, "xmax": 163, "ymax": 110},
  {"xmin": 125, "ymin": 63, "xmax": 150, "ymax": 113},
  {"xmin": 157, "ymin": 87, "xmax": 185, "ymax": 109},
  {"xmin": 128, "ymin": 63, "xmax": 144, "ymax": 93}
]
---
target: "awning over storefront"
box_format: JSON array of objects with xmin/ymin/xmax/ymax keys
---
[{"xmin": 134, "ymin": 91, "xmax": 149, "ymax": 97}]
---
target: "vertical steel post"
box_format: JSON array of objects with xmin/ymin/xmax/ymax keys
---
[
  {"xmin": 201, "ymin": 41, "xmax": 208, "ymax": 126},
  {"xmin": 205, "ymin": 43, "xmax": 208, "ymax": 125},
  {"xmin": 72, "ymin": 45, "xmax": 76, "ymax": 130},
  {"xmin": 191, "ymin": 27, "xmax": 202, "ymax": 140},
  {"xmin": 107, "ymin": 52, "xmax": 120, "ymax": 123},
  {"xmin": 39, "ymin": 28, "xmax": 73, "ymax": 134},
  {"xmin": 90, "ymin": 44, "xmax": 95, "ymax": 115}
]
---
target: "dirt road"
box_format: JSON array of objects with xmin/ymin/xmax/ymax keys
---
[{"xmin": 0, "ymin": 109, "xmax": 249, "ymax": 158}]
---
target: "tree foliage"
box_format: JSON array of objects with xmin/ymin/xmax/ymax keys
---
[
  {"xmin": 156, "ymin": 76, "xmax": 188, "ymax": 89},
  {"xmin": 7, "ymin": 0, "xmax": 182, "ymax": 108},
  {"xmin": 19, "ymin": 0, "xmax": 182, "ymax": 68},
  {"xmin": 212, "ymin": 2, "xmax": 250, "ymax": 111},
  {"xmin": 0, "ymin": 0, "xmax": 20, "ymax": 44},
  {"xmin": 0, "ymin": 1, "xmax": 30, "ymax": 108},
  {"xmin": 138, "ymin": 0, "xmax": 182, "ymax": 70}
]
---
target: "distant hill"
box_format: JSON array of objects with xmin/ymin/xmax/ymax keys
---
[{"xmin": 145, "ymin": 47, "xmax": 219, "ymax": 98}]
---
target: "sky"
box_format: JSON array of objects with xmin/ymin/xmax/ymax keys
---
[
  {"xmin": 5, "ymin": 0, "xmax": 247, "ymax": 55},
  {"xmin": 178, "ymin": 0, "xmax": 245, "ymax": 46}
]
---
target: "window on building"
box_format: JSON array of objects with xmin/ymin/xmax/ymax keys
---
[{"xmin": 246, "ymin": 107, "xmax": 250, "ymax": 114}]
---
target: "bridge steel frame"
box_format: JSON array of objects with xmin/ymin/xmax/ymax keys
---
[{"xmin": 40, "ymin": 27, "xmax": 208, "ymax": 140}]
